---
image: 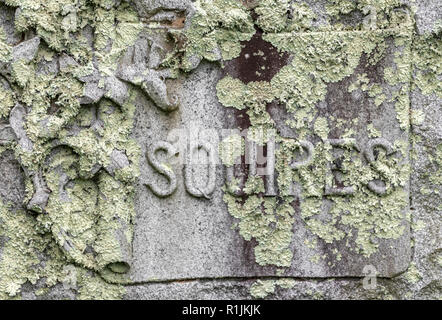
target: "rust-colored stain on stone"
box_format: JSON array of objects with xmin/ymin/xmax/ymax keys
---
[
  {"xmin": 224, "ymin": 28, "xmax": 290, "ymax": 84},
  {"xmin": 223, "ymin": 16, "xmax": 290, "ymax": 130}
]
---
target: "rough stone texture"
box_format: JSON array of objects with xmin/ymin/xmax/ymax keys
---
[
  {"xmin": 415, "ymin": 0, "xmax": 442, "ymax": 35},
  {"xmin": 0, "ymin": 149, "xmax": 25, "ymax": 209},
  {"xmin": 0, "ymin": 0, "xmax": 440, "ymax": 300}
]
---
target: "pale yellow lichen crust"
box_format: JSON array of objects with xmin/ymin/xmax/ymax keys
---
[{"xmin": 0, "ymin": 0, "xmax": 143, "ymax": 298}]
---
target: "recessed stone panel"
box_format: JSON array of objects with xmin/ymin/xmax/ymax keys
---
[{"xmin": 127, "ymin": 28, "xmax": 412, "ymax": 282}]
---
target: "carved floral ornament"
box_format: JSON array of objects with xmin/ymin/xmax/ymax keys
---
[
  {"xmin": 0, "ymin": 0, "xmax": 438, "ymax": 296},
  {"xmin": 0, "ymin": 0, "xmax": 187, "ymax": 282}
]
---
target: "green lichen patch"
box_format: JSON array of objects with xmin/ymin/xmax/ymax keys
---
[
  {"xmin": 0, "ymin": 83, "xmax": 14, "ymax": 119},
  {"xmin": 0, "ymin": 27, "xmax": 12, "ymax": 63},
  {"xmin": 402, "ymin": 262, "xmax": 423, "ymax": 284},
  {"xmin": 0, "ymin": 0, "xmax": 143, "ymax": 298},
  {"xmin": 0, "ymin": 199, "xmax": 125, "ymax": 299},
  {"xmin": 412, "ymin": 28, "xmax": 442, "ymax": 97},
  {"xmin": 219, "ymin": 133, "xmax": 244, "ymax": 167},
  {"xmin": 163, "ymin": 0, "xmax": 255, "ymax": 71},
  {"xmin": 249, "ymin": 278, "xmax": 295, "ymax": 299}
]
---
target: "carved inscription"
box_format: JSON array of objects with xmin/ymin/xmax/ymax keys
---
[
  {"xmin": 145, "ymin": 135, "xmax": 402, "ymax": 199},
  {"xmin": 184, "ymin": 142, "xmax": 217, "ymax": 198},
  {"xmin": 146, "ymin": 141, "xmax": 178, "ymax": 198}
]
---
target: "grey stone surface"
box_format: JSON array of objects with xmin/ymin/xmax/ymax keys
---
[
  {"xmin": 129, "ymin": 0, "xmax": 194, "ymax": 22},
  {"xmin": 415, "ymin": 0, "xmax": 442, "ymax": 35},
  {"xmin": 0, "ymin": 149, "xmax": 25, "ymax": 209}
]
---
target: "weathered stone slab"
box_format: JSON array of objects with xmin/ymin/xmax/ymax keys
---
[
  {"xmin": 125, "ymin": 27, "xmax": 413, "ymax": 282},
  {"xmin": 0, "ymin": 0, "xmax": 440, "ymax": 301}
]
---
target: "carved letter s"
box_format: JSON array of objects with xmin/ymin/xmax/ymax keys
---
[{"xmin": 146, "ymin": 141, "xmax": 178, "ymax": 197}]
